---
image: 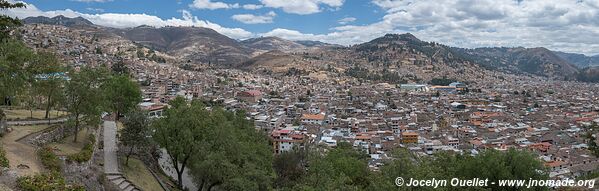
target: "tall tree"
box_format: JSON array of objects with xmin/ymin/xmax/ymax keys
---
[
  {"xmin": 120, "ymin": 108, "xmax": 150, "ymax": 165},
  {"xmin": 103, "ymin": 74, "xmax": 141, "ymax": 120},
  {"xmin": 370, "ymin": 148, "xmax": 548, "ymax": 191},
  {"xmin": 19, "ymin": 84, "xmax": 38, "ymax": 119},
  {"xmin": 152, "ymin": 97, "xmax": 209, "ymax": 190},
  {"xmin": 29, "ymin": 52, "xmax": 65, "ymax": 119},
  {"xmin": 0, "ymin": 0, "xmax": 25, "ymax": 41},
  {"xmin": 585, "ymin": 122, "xmax": 599, "ymax": 157},
  {"xmin": 291, "ymin": 142, "xmax": 372, "ymax": 190},
  {"xmin": 273, "ymin": 148, "xmax": 309, "ymax": 189},
  {"xmin": 1, "ymin": 2, "xmax": 33, "ymax": 105},
  {"xmin": 64, "ymin": 67, "xmax": 107, "ymax": 142},
  {"xmin": 110, "ymin": 60, "xmax": 129, "ymax": 76},
  {"xmin": 188, "ymin": 108, "xmax": 274, "ymax": 191},
  {"xmin": 0, "ymin": 40, "xmax": 34, "ymax": 105}
]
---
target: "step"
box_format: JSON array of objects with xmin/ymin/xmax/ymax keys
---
[
  {"xmin": 111, "ymin": 177, "xmax": 125, "ymax": 185},
  {"xmin": 118, "ymin": 181, "xmax": 131, "ymax": 190},
  {"xmin": 107, "ymin": 175, "xmax": 122, "ymax": 181},
  {"xmin": 123, "ymin": 185, "xmax": 135, "ymax": 191}
]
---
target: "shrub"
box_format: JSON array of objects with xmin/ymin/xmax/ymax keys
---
[
  {"xmin": 38, "ymin": 146, "xmax": 61, "ymax": 172},
  {"xmin": 0, "ymin": 146, "xmax": 9, "ymax": 168},
  {"xmin": 68, "ymin": 134, "xmax": 95, "ymax": 163},
  {"xmin": 17, "ymin": 172, "xmax": 85, "ymax": 191}
]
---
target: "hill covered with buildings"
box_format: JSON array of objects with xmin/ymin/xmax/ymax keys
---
[{"xmin": 21, "ymin": 15, "xmax": 599, "ymax": 83}]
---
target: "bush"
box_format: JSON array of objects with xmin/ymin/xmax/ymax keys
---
[
  {"xmin": 17, "ymin": 172, "xmax": 85, "ymax": 191},
  {"xmin": 0, "ymin": 146, "xmax": 9, "ymax": 168},
  {"xmin": 67, "ymin": 134, "xmax": 95, "ymax": 163},
  {"xmin": 38, "ymin": 146, "xmax": 61, "ymax": 172}
]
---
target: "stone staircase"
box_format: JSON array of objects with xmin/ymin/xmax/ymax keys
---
[{"xmin": 107, "ymin": 173, "xmax": 141, "ymax": 191}]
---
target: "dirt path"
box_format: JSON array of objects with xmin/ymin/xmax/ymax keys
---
[{"xmin": 1, "ymin": 125, "xmax": 48, "ymax": 176}]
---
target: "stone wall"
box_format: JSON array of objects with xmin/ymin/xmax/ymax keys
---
[
  {"xmin": 62, "ymin": 127, "xmax": 109, "ymax": 191},
  {"xmin": 27, "ymin": 125, "xmax": 75, "ymax": 146},
  {"xmin": 62, "ymin": 155, "xmax": 107, "ymax": 191}
]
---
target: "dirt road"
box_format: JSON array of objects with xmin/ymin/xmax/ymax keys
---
[{"xmin": 1, "ymin": 125, "xmax": 48, "ymax": 176}]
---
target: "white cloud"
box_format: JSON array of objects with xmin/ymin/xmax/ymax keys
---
[
  {"xmin": 261, "ymin": 28, "xmax": 322, "ymax": 40},
  {"xmin": 260, "ymin": 0, "xmax": 344, "ymax": 15},
  {"xmin": 337, "ymin": 17, "xmax": 355, "ymax": 24},
  {"xmin": 232, "ymin": 11, "xmax": 276, "ymax": 24},
  {"xmin": 242, "ymin": 4, "xmax": 264, "ymax": 10},
  {"xmin": 1, "ymin": 3, "xmax": 253, "ymax": 39},
  {"xmin": 365, "ymin": 0, "xmax": 599, "ymax": 55},
  {"xmin": 189, "ymin": 0, "xmax": 239, "ymax": 10},
  {"xmin": 260, "ymin": 0, "xmax": 599, "ymax": 55},
  {"xmin": 4, "ymin": 0, "xmax": 599, "ymax": 55},
  {"xmin": 85, "ymin": 7, "xmax": 105, "ymax": 12}
]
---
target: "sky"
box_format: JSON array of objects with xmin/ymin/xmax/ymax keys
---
[{"xmin": 2, "ymin": 0, "xmax": 599, "ymax": 55}]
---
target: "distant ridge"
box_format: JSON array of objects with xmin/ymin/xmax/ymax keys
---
[
  {"xmin": 452, "ymin": 46, "xmax": 579, "ymax": 79},
  {"xmin": 554, "ymin": 51, "xmax": 599, "ymax": 68},
  {"xmin": 241, "ymin": 36, "xmax": 306, "ymax": 52},
  {"xmin": 23, "ymin": 15, "xmax": 95, "ymax": 27},
  {"xmin": 294, "ymin": 40, "xmax": 342, "ymax": 48},
  {"xmin": 113, "ymin": 26, "xmax": 252, "ymax": 66},
  {"xmin": 19, "ymin": 15, "xmax": 598, "ymax": 82}
]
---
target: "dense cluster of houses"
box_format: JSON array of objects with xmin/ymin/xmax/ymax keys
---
[{"xmin": 20, "ymin": 23, "xmax": 599, "ymax": 181}]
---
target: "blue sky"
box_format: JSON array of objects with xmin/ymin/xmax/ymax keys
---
[
  {"xmin": 17, "ymin": 0, "xmax": 384, "ymax": 34},
  {"xmin": 3, "ymin": 0, "xmax": 599, "ymax": 55}
]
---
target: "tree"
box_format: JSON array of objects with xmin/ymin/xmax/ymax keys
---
[
  {"xmin": 292, "ymin": 142, "xmax": 371, "ymax": 190},
  {"xmin": 430, "ymin": 77, "xmax": 456, "ymax": 86},
  {"xmin": 188, "ymin": 109, "xmax": 274, "ymax": 191},
  {"xmin": 273, "ymin": 148, "xmax": 309, "ymax": 189},
  {"xmin": 103, "ymin": 75, "xmax": 141, "ymax": 120},
  {"xmin": 19, "ymin": 84, "xmax": 38, "ymax": 119},
  {"xmin": 152, "ymin": 97, "xmax": 209, "ymax": 190},
  {"xmin": 18, "ymin": 51, "xmax": 64, "ymax": 119},
  {"xmin": 438, "ymin": 116, "xmax": 449, "ymax": 129},
  {"xmin": 371, "ymin": 148, "xmax": 548, "ymax": 191},
  {"xmin": 110, "ymin": 60, "xmax": 129, "ymax": 76},
  {"xmin": 586, "ymin": 123, "xmax": 599, "ymax": 157},
  {"xmin": 29, "ymin": 52, "xmax": 65, "ymax": 119},
  {"xmin": 0, "ymin": 0, "xmax": 26, "ymax": 40},
  {"xmin": 153, "ymin": 98, "xmax": 274, "ymax": 190},
  {"xmin": 64, "ymin": 67, "xmax": 107, "ymax": 142},
  {"xmin": 0, "ymin": 40, "xmax": 35, "ymax": 105},
  {"xmin": 452, "ymin": 149, "xmax": 548, "ymax": 191},
  {"xmin": 120, "ymin": 108, "xmax": 150, "ymax": 165}
]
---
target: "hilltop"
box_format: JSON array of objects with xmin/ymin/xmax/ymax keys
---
[{"xmin": 21, "ymin": 15, "xmax": 597, "ymax": 83}]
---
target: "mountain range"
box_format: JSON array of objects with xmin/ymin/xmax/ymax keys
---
[
  {"xmin": 241, "ymin": 37, "xmax": 307, "ymax": 52},
  {"xmin": 554, "ymin": 52, "xmax": 599, "ymax": 68},
  {"xmin": 23, "ymin": 16, "xmax": 95, "ymax": 28},
  {"xmin": 451, "ymin": 47, "xmax": 580, "ymax": 78},
  {"xmin": 112, "ymin": 25, "xmax": 253, "ymax": 66},
  {"xmin": 22, "ymin": 16, "xmax": 599, "ymax": 82}
]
